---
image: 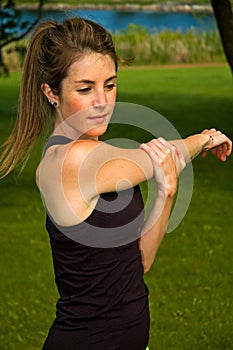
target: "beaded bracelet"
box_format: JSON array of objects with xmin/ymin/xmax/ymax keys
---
[{"xmin": 203, "ymin": 135, "xmax": 214, "ymax": 151}]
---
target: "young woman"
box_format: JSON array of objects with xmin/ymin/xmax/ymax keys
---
[{"xmin": 0, "ymin": 17, "xmax": 231, "ymax": 350}]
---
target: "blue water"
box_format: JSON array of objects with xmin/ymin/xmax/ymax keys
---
[{"xmin": 18, "ymin": 9, "xmax": 216, "ymax": 34}]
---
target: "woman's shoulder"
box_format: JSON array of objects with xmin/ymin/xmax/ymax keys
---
[
  {"xmin": 36, "ymin": 138, "xmax": 102, "ymax": 226},
  {"xmin": 61, "ymin": 139, "xmax": 105, "ymax": 174}
]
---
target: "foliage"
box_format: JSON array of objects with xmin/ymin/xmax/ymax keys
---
[
  {"xmin": 10, "ymin": 0, "xmax": 233, "ymax": 8},
  {"xmin": 0, "ymin": 66, "xmax": 233, "ymax": 349},
  {"xmin": 114, "ymin": 25, "xmax": 225, "ymax": 65},
  {"xmin": 0, "ymin": 0, "xmax": 43, "ymax": 75},
  {"xmin": 12, "ymin": 0, "xmax": 216, "ymax": 5},
  {"xmin": 2, "ymin": 26, "xmax": 226, "ymax": 72},
  {"xmin": 0, "ymin": 0, "xmax": 229, "ymax": 72}
]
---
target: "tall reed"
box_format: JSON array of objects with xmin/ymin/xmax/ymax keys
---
[
  {"xmin": 3, "ymin": 25, "xmax": 225, "ymax": 71},
  {"xmin": 113, "ymin": 25, "xmax": 225, "ymax": 65}
]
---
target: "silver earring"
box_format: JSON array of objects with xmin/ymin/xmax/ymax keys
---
[{"xmin": 48, "ymin": 100, "xmax": 57, "ymax": 107}]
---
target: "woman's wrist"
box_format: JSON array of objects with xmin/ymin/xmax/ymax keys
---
[
  {"xmin": 157, "ymin": 184, "xmax": 177, "ymax": 199},
  {"xmin": 187, "ymin": 133, "xmax": 214, "ymax": 160},
  {"xmin": 202, "ymin": 134, "xmax": 214, "ymax": 151}
]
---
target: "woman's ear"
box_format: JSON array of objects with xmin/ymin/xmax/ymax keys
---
[{"xmin": 41, "ymin": 83, "xmax": 59, "ymax": 106}]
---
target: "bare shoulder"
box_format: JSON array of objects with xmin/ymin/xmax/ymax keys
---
[
  {"xmin": 65, "ymin": 139, "xmax": 103, "ymax": 163},
  {"xmin": 36, "ymin": 139, "xmax": 103, "ymax": 226}
]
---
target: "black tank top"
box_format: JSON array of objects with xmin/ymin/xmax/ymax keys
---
[{"xmin": 44, "ymin": 136, "xmax": 149, "ymax": 330}]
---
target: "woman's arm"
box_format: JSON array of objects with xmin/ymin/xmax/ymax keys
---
[
  {"xmin": 138, "ymin": 129, "xmax": 232, "ymax": 274},
  {"xmin": 139, "ymin": 138, "xmax": 181, "ymax": 273},
  {"xmin": 65, "ymin": 140, "xmax": 154, "ymax": 197}
]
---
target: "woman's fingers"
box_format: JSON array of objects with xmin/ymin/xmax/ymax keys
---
[
  {"xmin": 213, "ymin": 142, "xmax": 229, "ymax": 162},
  {"xmin": 141, "ymin": 138, "xmax": 174, "ymax": 170},
  {"xmin": 158, "ymin": 137, "xmax": 186, "ymax": 172},
  {"xmin": 140, "ymin": 138, "xmax": 178, "ymax": 196}
]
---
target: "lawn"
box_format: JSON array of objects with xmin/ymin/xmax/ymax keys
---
[{"xmin": 0, "ymin": 65, "xmax": 233, "ymax": 350}]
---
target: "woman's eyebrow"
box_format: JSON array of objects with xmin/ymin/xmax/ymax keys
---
[
  {"xmin": 73, "ymin": 79, "xmax": 94, "ymax": 84},
  {"xmin": 106, "ymin": 75, "xmax": 117, "ymax": 82},
  {"xmin": 73, "ymin": 75, "xmax": 117, "ymax": 85}
]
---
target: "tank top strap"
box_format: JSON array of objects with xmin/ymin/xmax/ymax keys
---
[{"xmin": 43, "ymin": 135, "xmax": 74, "ymax": 157}]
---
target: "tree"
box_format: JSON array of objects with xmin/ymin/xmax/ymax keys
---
[
  {"xmin": 0, "ymin": 0, "xmax": 44, "ymax": 75},
  {"xmin": 211, "ymin": 0, "xmax": 233, "ymax": 74}
]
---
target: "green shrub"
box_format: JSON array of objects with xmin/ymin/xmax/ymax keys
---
[
  {"xmin": 2, "ymin": 25, "xmax": 226, "ymax": 72},
  {"xmin": 114, "ymin": 25, "xmax": 225, "ymax": 65}
]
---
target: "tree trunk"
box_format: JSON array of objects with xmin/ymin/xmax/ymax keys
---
[
  {"xmin": 0, "ymin": 47, "xmax": 8, "ymax": 75},
  {"xmin": 211, "ymin": 0, "xmax": 233, "ymax": 74}
]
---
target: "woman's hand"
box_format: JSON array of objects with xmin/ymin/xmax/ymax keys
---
[
  {"xmin": 140, "ymin": 138, "xmax": 181, "ymax": 197},
  {"xmin": 201, "ymin": 128, "xmax": 232, "ymax": 161}
]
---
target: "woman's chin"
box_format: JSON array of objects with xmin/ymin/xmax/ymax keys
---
[{"xmin": 83, "ymin": 124, "xmax": 109, "ymax": 139}]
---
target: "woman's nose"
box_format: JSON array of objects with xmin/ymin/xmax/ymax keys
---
[{"xmin": 93, "ymin": 89, "xmax": 107, "ymax": 107}]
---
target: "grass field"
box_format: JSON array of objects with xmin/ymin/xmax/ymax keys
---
[{"xmin": 0, "ymin": 65, "xmax": 233, "ymax": 349}]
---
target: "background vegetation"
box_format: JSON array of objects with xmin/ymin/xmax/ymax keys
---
[
  {"xmin": 2, "ymin": 0, "xmax": 230, "ymax": 72},
  {"xmin": 12, "ymin": 0, "xmax": 231, "ymax": 6},
  {"xmin": 114, "ymin": 26, "xmax": 225, "ymax": 65},
  {"xmin": 0, "ymin": 64, "xmax": 232, "ymax": 349},
  {"xmin": 3, "ymin": 26, "xmax": 226, "ymax": 71}
]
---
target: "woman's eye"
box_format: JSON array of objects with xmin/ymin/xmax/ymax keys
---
[
  {"xmin": 77, "ymin": 87, "xmax": 91, "ymax": 93},
  {"xmin": 105, "ymin": 83, "xmax": 116, "ymax": 90}
]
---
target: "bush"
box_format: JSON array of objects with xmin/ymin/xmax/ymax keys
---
[
  {"xmin": 2, "ymin": 25, "xmax": 226, "ymax": 72},
  {"xmin": 113, "ymin": 25, "xmax": 225, "ymax": 65}
]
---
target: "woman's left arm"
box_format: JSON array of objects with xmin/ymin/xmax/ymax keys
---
[{"xmin": 139, "ymin": 128, "xmax": 232, "ymax": 273}]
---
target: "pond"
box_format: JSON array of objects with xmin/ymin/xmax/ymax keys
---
[{"xmin": 18, "ymin": 8, "xmax": 216, "ymax": 34}]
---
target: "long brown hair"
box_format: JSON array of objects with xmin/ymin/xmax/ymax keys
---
[{"xmin": 0, "ymin": 17, "xmax": 119, "ymax": 178}]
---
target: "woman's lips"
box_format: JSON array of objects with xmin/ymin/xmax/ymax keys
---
[{"xmin": 88, "ymin": 114, "xmax": 108, "ymax": 124}]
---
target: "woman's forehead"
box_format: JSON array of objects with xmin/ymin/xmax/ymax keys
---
[{"xmin": 66, "ymin": 53, "xmax": 116, "ymax": 79}]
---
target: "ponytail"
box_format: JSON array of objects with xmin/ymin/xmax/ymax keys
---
[
  {"xmin": 0, "ymin": 22, "xmax": 57, "ymax": 178},
  {"xmin": 0, "ymin": 17, "xmax": 119, "ymax": 178}
]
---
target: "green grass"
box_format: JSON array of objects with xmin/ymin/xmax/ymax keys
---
[{"xmin": 0, "ymin": 65, "xmax": 233, "ymax": 349}]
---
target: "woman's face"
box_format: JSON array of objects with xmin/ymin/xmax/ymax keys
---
[{"xmin": 56, "ymin": 52, "xmax": 117, "ymax": 139}]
